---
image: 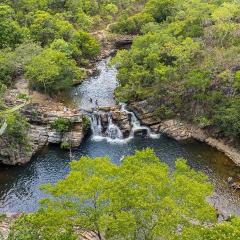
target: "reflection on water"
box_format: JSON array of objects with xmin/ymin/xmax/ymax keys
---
[{"xmin": 0, "ymin": 136, "xmax": 240, "ymax": 215}]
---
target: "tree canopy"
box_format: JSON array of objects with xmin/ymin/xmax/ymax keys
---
[
  {"xmin": 8, "ymin": 149, "xmax": 240, "ymax": 240},
  {"xmin": 112, "ymin": 0, "xmax": 240, "ymax": 140}
]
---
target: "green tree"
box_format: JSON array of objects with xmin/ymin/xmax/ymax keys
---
[
  {"xmin": 25, "ymin": 48, "xmax": 84, "ymax": 94},
  {"xmin": 0, "ymin": 42, "xmax": 42, "ymax": 86},
  {"xmin": 0, "ymin": 4, "xmax": 23, "ymax": 49},
  {"xmin": 29, "ymin": 11, "xmax": 75, "ymax": 46},
  {"xmin": 8, "ymin": 149, "xmax": 223, "ymax": 240}
]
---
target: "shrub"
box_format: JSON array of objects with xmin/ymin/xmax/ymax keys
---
[
  {"xmin": 50, "ymin": 117, "xmax": 72, "ymax": 133},
  {"xmin": 26, "ymin": 49, "xmax": 83, "ymax": 94}
]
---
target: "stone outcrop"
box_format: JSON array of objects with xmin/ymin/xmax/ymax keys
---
[
  {"xmin": 0, "ymin": 104, "xmax": 86, "ymax": 165},
  {"xmin": 129, "ymin": 101, "xmax": 240, "ymax": 166}
]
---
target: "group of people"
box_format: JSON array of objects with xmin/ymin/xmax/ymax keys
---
[{"xmin": 89, "ymin": 97, "xmax": 99, "ymax": 107}]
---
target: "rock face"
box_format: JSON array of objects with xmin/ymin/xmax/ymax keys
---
[
  {"xmin": 0, "ymin": 104, "xmax": 86, "ymax": 165},
  {"xmin": 129, "ymin": 101, "xmax": 240, "ymax": 166}
]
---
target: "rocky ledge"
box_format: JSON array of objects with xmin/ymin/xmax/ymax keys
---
[
  {"xmin": 0, "ymin": 104, "xmax": 86, "ymax": 165},
  {"xmin": 129, "ymin": 101, "xmax": 240, "ymax": 166}
]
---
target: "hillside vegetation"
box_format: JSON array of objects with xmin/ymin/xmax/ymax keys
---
[
  {"xmin": 112, "ymin": 0, "xmax": 240, "ymax": 141},
  {"xmin": 0, "ymin": 0, "xmax": 145, "ymax": 151},
  {"xmin": 0, "ymin": 0, "xmax": 146, "ymax": 93}
]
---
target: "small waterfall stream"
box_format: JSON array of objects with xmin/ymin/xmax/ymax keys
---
[
  {"xmin": 106, "ymin": 113, "xmax": 123, "ymax": 140},
  {"xmin": 121, "ymin": 104, "xmax": 160, "ymax": 139},
  {"xmin": 88, "ymin": 104, "xmax": 160, "ymax": 143},
  {"xmin": 90, "ymin": 111, "xmax": 123, "ymax": 141},
  {"xmin": 90, "ymin": 113, "xmax": 103, "ymax": 136}
]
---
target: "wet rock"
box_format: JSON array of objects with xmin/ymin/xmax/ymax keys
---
[
  {"xmin": 94, "ymin": 107, "xmax": 132, "ymax": 138},
  {"xmin": 111, "ymin": 110, "xmax": 131, "ymax": 137},
  {"xmin": 134, "ymin": 128, "xmax": 148, "ymax": 138}
]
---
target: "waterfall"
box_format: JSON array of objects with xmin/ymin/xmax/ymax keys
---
[
  {"xmin": 121, "ymin": 104, "xmax": 160, "ymax": 139},
  {"xmin": 88, "ymin": 104, "xmax": 160, "ymax": 143},
  {"xmin": 89, "ymin": 111, "xmax": 123, "ymax": 142},
  {"xmin": 90, "ymin": 113, "xmax": 103, "ymax": 136},
  {"xmin": 106, "ymin": 113, "xmax": 123, "ymax": 139}
]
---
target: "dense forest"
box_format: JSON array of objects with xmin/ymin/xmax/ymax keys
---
[{"xmin": 113, "ymin": 0, "xmax": 240, "ymax": 141}]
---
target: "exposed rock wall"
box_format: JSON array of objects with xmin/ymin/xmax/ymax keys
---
[{"xmin": 0, "ymin": 104, "xmax": 85, "ymax": 165}]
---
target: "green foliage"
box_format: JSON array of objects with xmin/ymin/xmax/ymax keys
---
[
  {"xmin": 82, "ymin": 115, "xmax": 90, "ymax": 132},
  {"xmin": 111, "ymin": 12, "xmax": 154, "ymax": 34},
  {"xmin": 5, "ymin": 113, "xmax": 29, "ymax": 145},
  {"xmin": 113, "ymin": 0, "xmax": 240, "ymax": 140},
  {"xmin": 111, "ymin": 0, "xmax": 176, "ymax": 34},
  {"xmin": 144, "ymin": 0, "xmax": 176, "ymax": 23},
  {"xmin": 50, "ymin": 117, "xmax": 72, "ymax": 133},
  {"xmin": 71, "ymin": 30, "xmax": 100, "ymax": 61},
  {"xmin": 9, "ymin": 148, "xmax": 240, "ymax": 240},
  {"xmin": 194, "ymin": 116, "xmax": 212, "ymax": 128},
  {"xmin": 26, "ymin": 48, "xmax": 83, "ymax": 94},
  {"xmin": 0, "ymin": 42, "xmax": 42, "ymax": 85},
  {"xmin": 60, "ymin": 141, "xmax": 71, "ymax": 149},
  {"xmin": 0, "ymin": 4, "xmax": 23, "ymax": 48},
  {"xmin": 0, "ymin": 50, "xmax": 15, "ymax": 85},
  {"xmin": 0, "ymin": 84, "xmax": 28, "ymax": 145},
  {"xmin": 214, "ymin": 98, "xmax": 240, "ymax": 139},
  {"xmin": 50, "ymin": 39, "xmax": 75, "ymax": 58},
  {"xmin": 29, "ymin": 11, "xmax": 75, "ymax": 46}
]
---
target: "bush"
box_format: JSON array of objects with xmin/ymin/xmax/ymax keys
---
[
  {"xmin": 3, "ymin": 112, "xmax": 30, "ymax": 150},
  {"xmin": 111, "ymin": 12, "xmax": 154, "ymax": 34},
  {"xmin": 213, "ymin": 98, "xmax": 240, "ymax": 139},
  {"xmin": 50, "ymin": 117, "xmax": 72, "ymax": 133},
  {"xmin": 0, "ymin": 4, "xmax": 23, "ymax": 49},
  {"xmin": 26, "ymin": 48, "xmax": 83, "ymax": 94},
  {"xmin": 82, "ymin": 115, "xmax": 90, "ymax": 132}
]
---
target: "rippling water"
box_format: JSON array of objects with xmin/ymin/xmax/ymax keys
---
[
  {"xmin": 71, "ymin": 57, "xmax": 117, "ymax": 111},
  {"xmin": 0, "ymin": 58, "xmax": 240, "ymax": 216},
  {"xmin": 0, "ymin": 137, "xmax": 240, "ymax": 215}
]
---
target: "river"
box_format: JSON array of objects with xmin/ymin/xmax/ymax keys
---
[{"xmin": 0, "ymin": 58, "xmax": 240, "ymax": 217}]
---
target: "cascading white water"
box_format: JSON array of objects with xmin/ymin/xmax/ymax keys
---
[
  {"xmin": 89, "ymin": 111, "xmax": 123, "ymax": 142},
  {"xmin": 121, "ymin": 103, "xmax": 160, "ymax": 139},
  {"xmin": 89, "ymin": 105, "xmax": 160, "ymax": 143},
  {"xmin": 90, "ymin": 113, "xmax": 103, "ymax": 136},
  {"xmin": 106, "ymin": 113, "xmax": 123, "ymax": 139}
]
